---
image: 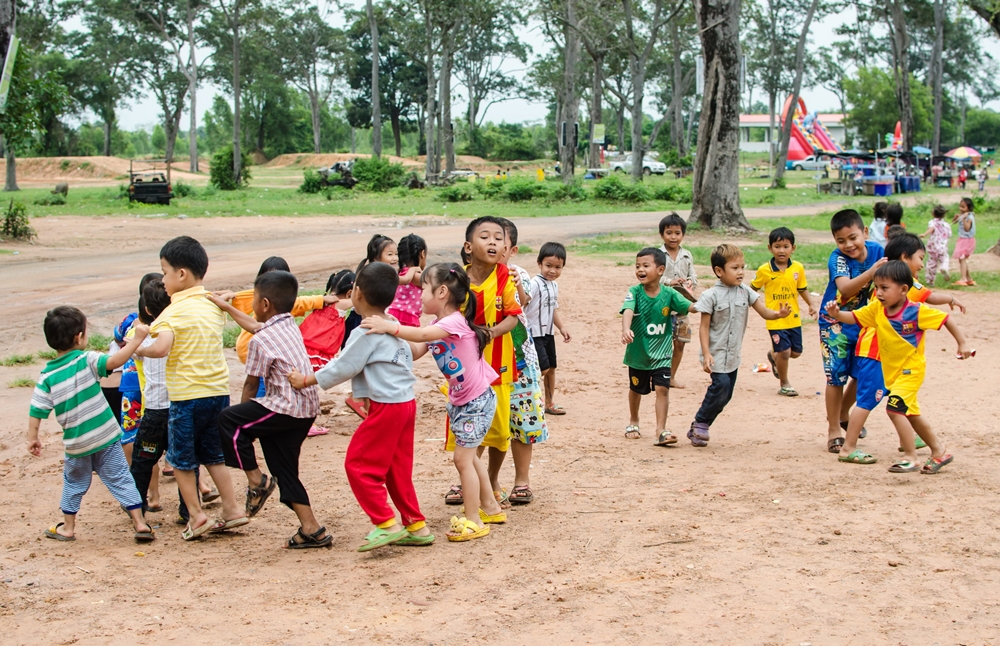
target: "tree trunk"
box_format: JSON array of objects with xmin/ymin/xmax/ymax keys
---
[
  {"xmin": 685, "ymin": 95, "xmax": 695, "ymax": 151},
  {"xmin": 423, "ymin": 7, "xmax": 436, "ymax": 179},
  {"xmin": 2, "ymin": 137, "xmax": 18, "ymax": 192},
  {"xmin": 772, "ymin": 0, "xmax": 820, "ymax": 188},
  {"xmin": 165, "ymin": 120, "xmax": 177, "ymax": 162},
  {"xmin": 691, "ymin": 0, "xmax": 750, "ymax": 230},
  {"xmin": 367, "ymin": 0, "xmax": 382, "ymax": 158},
  {"xmin": 441, "ymin": 35, "xmax": 455, "ymax": 175},
  {"xmin": 615, "ymin": 100, "xmax": 625, "ymax": 152},
  {"xmin": 930, "ymin": 0, "xmax": 943, "ymax": 155},
  {"xmin": 309, "ymin": 88, "xmax": 322, "ymax": 154},
  {"xmin": 231, "ymin": 8, "xmax": 243, "ymax": 184},
  {"xmin": 958, "ymin": 89, "xmax": 967, "ymax": 142},
  {"xmin": 187, "ymin": 5, "xmax": 199, "ymax": 173},
  {"xmin": 0, "ymin": 0, "xmax": 12, "ymax": 57},
  {"xmin": 670, "ymin": 22, "xmax": 685, "ymax": 154},
  {"xmin": 559, "ymin": 0, "xmax": 580, "ymax": 184},
  {"xmin": 391, "ymin": 112, "xmax": 402, "ymax": 157},
  {"xmin": 589, "ymin": 52, "xmax": 604, "ymax": 169},
  {"xmin": 629, "ymin": 72, "xmax": 646, "ymax": 182},
  {"xmin": 888, "ymin": 0, "xmax": 913, "ymax": 150},
  {"xmin": 103, "ymin": 116, "xmax": 113, "ymax": 157}
]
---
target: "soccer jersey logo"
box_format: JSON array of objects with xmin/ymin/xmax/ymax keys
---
[
  {"xmin": 901, "ymin": 322, "xmax": 916, "ymax": 335},
  {"xmin": 661, "ymin": 306, "xmax": 671, "ymax": 317},
  {"xmin": 793, "ymin": 272, "xmax": 800, "ymax": 280},
  {"xmin": 495, "ymin": 295, "xmax": 503, "ymax": 311}
]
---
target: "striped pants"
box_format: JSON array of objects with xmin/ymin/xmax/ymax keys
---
[{"xmin": 61, "ymin": 442, "xmax": 142, "ymax": 515}]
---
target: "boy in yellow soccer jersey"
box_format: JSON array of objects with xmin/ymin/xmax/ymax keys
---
[{"xmin": 751, "ymin": 228, "xmax": 816, "ymax": 397}]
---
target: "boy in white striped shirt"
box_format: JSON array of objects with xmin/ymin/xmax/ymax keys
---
[{"xmin": 525, "ymin": 242, "xmax": 571, "ymax": 415}]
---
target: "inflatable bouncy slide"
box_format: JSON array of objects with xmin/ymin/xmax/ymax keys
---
[{"xmin": 782, "ymin": 95, "xmax": 842, "ymax": 161}]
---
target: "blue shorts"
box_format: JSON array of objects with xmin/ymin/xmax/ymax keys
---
[
  {"xmin": 853, "ymin": 356, "xmax": 886, "ymax": 410},
  {"xmin": 770, "ymin": 327, "xmax": 803, "ymax": 354},
  {"xmin": 166, "ymin": 395, "xmax": 230, "ymax": 471},
  {"xmin": 820, "ymin": 323, "xmax": 859, "ymax": 387},
  {"xmin": 447, "ymin": 388, "xmax": 497, "ymax": 449}
]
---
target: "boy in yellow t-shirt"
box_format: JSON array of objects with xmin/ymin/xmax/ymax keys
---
[
  {"xmin": 751, "ymin": 228, "xmax": 816, "ymax": 396},
  {"xmin": 825, "ymin": 260, "xmax": 972, "ymax": 475}
]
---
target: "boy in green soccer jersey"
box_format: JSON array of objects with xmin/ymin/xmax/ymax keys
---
[{"xmin": 621, "ymin": 247, "xmax": 695, "ymax": 445}]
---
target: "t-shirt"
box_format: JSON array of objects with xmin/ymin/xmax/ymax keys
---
[
  {"xmin": 525, "ymin": 274, "xmax": 559, "ymax": 337},
  {"xmin": 750, "ymin": 259, "xmax": 808, "ymax": 331},
  {"xmin": 29, "ymin": 350, "xmax": 122, "ymax": 458},
  {"xmin": 150, "ymin": 285, "xmax": 230, "ymax": 402},
  {"xmin": 691, "ymin": 283, "xmax": 759, "ymax": 374},
  {"xmin": 819, "ymin": 241, "xmax": 885, "ymax": 340},
  {"xmin": 430, "ymin": 312, "xmax": 498, "ymax": 406},
  {"xmin": 852, "ymin": 299, "xmax": 948, "ymax": 386},
  {"xmin": 958, "ymin": 213, "xmax": 976, "ymax": 239},
  {"xmin": 855, "ymin": 281, "xmax": 931, "ymax": 360},
  {"xmin": 315, "ymin": 327, "xmax": 416, "ymax": 404},
  {"xmin": 246, "ymin": 313, "xmax": 320, "ymax": 419},
  {"xmin": 620, "ymin": 284, "xmax": 691, "ymax": 371},
  {"xmin": 137, "ymin": 337, "xmax": 169, "ymax": 410},
  {"xmin": 869, "ymin": 220, "xmax": 887, "ymax": 247},
  {"xmin": 467, "ymin": 263, "xmax": 522, "ymax": 385}
]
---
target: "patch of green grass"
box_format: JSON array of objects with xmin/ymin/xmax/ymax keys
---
[
  {"xmin": 86, "ymin": 333, "xmax": 113, "ymax": 351},
  {"xmin": 0, "ymin": 248, "xmax": 13, "ymax": 254},
  {"xmin": 222, "ymin": 324, "xmax": 240, "ymax": 348},
  {"xmin": 961, "ymin": 270, "xmax": 1000, "ymax": 292},
  {"xmin": 1, "ymin": 353, "xmax": 36, "ymax": 367},
  {"xmin": 37, "ymin": 350, "xmax": 58, "ymax": 360},
  {"xmin": 8, "ymin": 377, "xmax": 35, "ymax": 388}
]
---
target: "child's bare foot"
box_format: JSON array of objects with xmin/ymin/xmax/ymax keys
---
[{"xmin": 670, "ymin": 380, "xmax": 685, "ymax": 389}]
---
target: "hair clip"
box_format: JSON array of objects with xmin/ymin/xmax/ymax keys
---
[{"xmin": 449, "ymin": 268, "xmax": 456, "ymax": 273}]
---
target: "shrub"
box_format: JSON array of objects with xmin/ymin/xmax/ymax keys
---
[
  {"xmin": 59, "ymin": 159, "xmax": 71, "ymax": 171},
  {"xmin": 437, "ymin": 184, "xmax": 474, "ymax": 202},
  {"xmin": 33, "ymin": 194, "xmax": 66, "ymax": 206},
  {"xmin": 504, "ymin": 179, "xmax": 547, "ymax": 202},
  {"xmin": 352, "ymin": 157, "xmax": 406, "ymax": 192},
  {"xmin": 476, "ymin": 179, "xmax": 506, "ymax": 199},
  {"xmin": 652, "ymin": 181, "xmax": 693, "ymax": 204},
  {"xmin": 209, "ymin": 145, "xmax": 252, "ymax": 190},
  {"xmin": 548, "ymin": 182, "xmax": 587, "ymax": 202},
  {"xmin": 323, "ymin": 186, "xmax": 351, "ymax": 200},
  {"xmin": 173, "ymin": 180, "xmax": 196, "ymax": 198},
  {"xmin": 972, "ymin": 194, "xmax": 988, "ymax": 214},
  {"xmin": 2, "ymin": 200, "xmax": 34, "ymax": 240},
  {"xmin": 593, "ymin": 176, "xmax": 650, "ymax": 202},
  {"xmin": 772, "ymin": 176, "xmax": 787, "ymax": 189},
  {"xmin": 299, "ymin": 169, "xmax": 324, "ymax": 194}
]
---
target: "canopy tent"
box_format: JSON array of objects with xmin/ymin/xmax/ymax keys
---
[
  {"xmin": 944, "ymin": 146, "xmax": 982, "ymax": 159},
  {"xmin": 913, "ymin": 146, "xmax": 932, "ymax": 155}
]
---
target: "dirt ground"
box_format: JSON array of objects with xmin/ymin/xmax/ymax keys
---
[{"xmin": 2, "ymin": 213, "xmax": 999, "ymax": 645}]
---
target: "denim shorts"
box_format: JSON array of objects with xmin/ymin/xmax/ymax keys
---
[
  {"xmin": 166, "ymin": 395, "xmax": 230, "ymax": 471},
  {"xmin": 447, "ymin": 388, "xmax": 497, "ymax": 449}
]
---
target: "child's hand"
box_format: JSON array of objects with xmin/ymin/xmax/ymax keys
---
[
  {"xmin": 702, "ymin": 354, "xmax": 714, "ymax": 373},
  {"xmin": 777, "ymin": 303, "xmax": 792, "ymax": 318},
  {"xmin": 27, "ymin": 438, "xmax": 41, "ymax": 456},
  {"xmin": 322, "ymin": 294, "xmax": 339, "ymax": 305},
  {"xmin": 212, "ymin": 291, "xmax": 236, "ymax": 302},
  {"xmin": 206, "ymin": 292, "xmax": 229, "ymax": 308},
  {"xmin": 133, "ymin": 324, "xmax": 150, "ymax": 340},
  {"xmin": 622, "ymin": 329, "xmax": 634, "ymax": 345},
  {"xmin": 870, "ymin": 257, "xmax": 888, "ymax": 273},
  {"xmin": 560, "ymin": 327, "xmax": 571, "ymax": 343},
  {"xmin": 948, "ymin": 296, "xmax": 967, "ymax": 314},
  {"xmin": 287, "ymin": 370, "xmax": 307, "ymax": 389},
  {"xmin": 824, "ymin": 300, "xmax": 842, "ymax": 317},
  {"xmin": 510, "ymin": 270, "xmax": 521, "ymax": 288},
  {"xmin": 361, "ymin": 315, "xmax": 394, "ymax": 335},
  {"xmin": 956, "ymin": 344, "xmax": 973, "ymax": 360},
  {"xmin": 807, "ymin": 304, "xmax": 818, "ymax": 319}
]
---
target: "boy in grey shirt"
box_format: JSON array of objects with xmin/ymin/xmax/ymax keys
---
[{"xmin": 687, "ymin": 244, "xmax": 790, "ymax": 446}]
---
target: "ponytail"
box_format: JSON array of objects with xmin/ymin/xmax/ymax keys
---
[
  {"xmin": 397, "ymin": 233, "xmax": 427, "ymax": 270},
  {"xmin": 424, "ymin": 262, "xmax": 491, "ymax": 354},
  {"xmin": 357, "ymin": 234, "xmax": 394, "ymax": 276}
]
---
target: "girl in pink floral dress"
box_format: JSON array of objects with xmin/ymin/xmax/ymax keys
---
[
  {"xmin": 919, "ymin": 205, "xmax": 951, "ymax": 286},
  {"xmin": 387, "ymin": 234, "xmax": 427, "ymax": 327}
]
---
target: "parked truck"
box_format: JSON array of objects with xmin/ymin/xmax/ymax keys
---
[{"xmin": 609, "ymin": 154, "xmax": 667, "ymax": 176}]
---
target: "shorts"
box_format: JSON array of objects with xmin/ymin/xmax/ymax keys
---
[
  {"xmin": 886, "ymin": 369, "xmax": 924, "ymax": 416},
  {"xmin": 954, "ymin": 237, "xmax": 976, "ymax": 260},
  {"xmin": 120, "ymin": 389, "xmax": 142, "ymax": 445},
  {"xmin": 820, "ymin": 324, "xmax": 858, "ymax": 387},
  {"xmin": 628, "ymin": 366, "xmax": 671, "ymax": 395},
  {"xmin": 533, "ymin": 335, "xmax": 557, "ymax": 371},
  {"xmin": 853, "ymin": 356, "xmax": 886, "ymax": 411},
  {"xmin": 770, "ymin": 327, "xmax": 803, "ymax": 354},
  {"xmin": 673, "ymin": 315, "xmax": 692, "ymax": 344},
  {"xmin": 447, "ymin": 388, "xmax": 497, "ymax": 449},
  {"xmin": 166, "ymin": 395, "xmax": 230, "ymax": 471},
  {"xmin": 510, "ymin": 361, "xmax": 548, "ymax": 445}
]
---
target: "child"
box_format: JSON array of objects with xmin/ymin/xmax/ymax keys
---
[
  {"xmin": 621, "ymin": 248, "xmax": 694, "ymax": 444},
  {"xmin": 750, "ymin": 227, "xmax": 816, "ymax": 397},
  {"xmin": 210, "ymin": 271, "xmax": 332, "ymax": 549},
  {"xmin": 819, "ymin": 209, "xmax": 886, "ymax": 453},
  {"xmin": 886, "ymin": 203, "xmax": 904, "ymax": 229},
  {"xmin": 953, "ymin": 197, "xmax": 977, "ymax": 286},
  {"xmin": 525, "ymin": 242, "xmax": 570, "ymax": 415},
  {"xmin": 28, "ymin": 306, "xmax": 155, "ymax": 543},
  {"xmin": 919, "ymin": 205, "xmax": 951, "ymax": 286},
  {"xmin": 687, "ymin": 244, "xmax": 790, "ymax": 446},
  {"xmin": 355, "ymin": 234, "xmax": 397, "ymax": 275},
  {"xmin": 869, "ymin": 202, "xmax": 888, "ymax": 247},
  {"xmin": 136, "ymin": 236, "xmax": 248, "ymax": 540},
  {"xmin": 658, "ymin": 212, "xmax": 698, "ymax": 388},
  {"xmin": 825, "ymin": 260, "xmax": 971, "ymax": 474},
  {"xmin": 387, "ymin": 233, "xmax": 427, "ymax": 327},
  {"xmin": 979, "ymin": 168, "xmax": 988, "ymax": 192},
  {"xmin": 288, "ymin": 262, "xmax": 432, "ymax": 551},
  {"xmin": 362, "ymin": 263, "xmax": 506, "ymax": 541},
  {"xmin": 327, "ymin": 269, "xmax": 360, "ymax": 349}
]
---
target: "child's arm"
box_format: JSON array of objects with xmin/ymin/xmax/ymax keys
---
[
  {"xmin": 918, "ymin": 225, "xmax": 934, "ymax": 238},
  {"xmin": 698, "ymin": 312, "xmax": 713, "ymax": 373},
  {"xmin": 622, "ymin": 310, "xmax": 635, "ymax": 345},
  {"xmin": 752, "ymin": 298, "xmax": 791, "ymax": 321},
  {"xmin": 823, "ymin": 300, "xmax": 856, "ymax": 325},
  {"xmin": 361, "ymin": 316, "xmax": 450, "ymax": 342},
  {"xmin": 400, "ymin": 266, "xmax": 422, "ymax": 286},
  {"xmin": 26, "ymin": 417, "xmax": 42, "ymax": 456},
  {"xmin": 136, "ymin": 329, "xmax": 173, "ymax": 359},
  {"xmin": 944, "ymin": 317, "xmax": 973, "ymax": 359},
  {"xmin": 798, "ymin": 288, "xmax": 817, "ymax": 318},
  {"xmin": 490, "ymin": 316, "xmax": 518, "ymax": 339},
  {"xmin": 408, "ymin": 341, "xmax": 430, "ymax": 360},
  {"xmin": 926, "ymin": 292, "xmax": 966, "ymax": 314},
  {"xmin": 207, "ymin": 293, "xmax": 262, "ymax": 334},
  {"xmin": 962, "ymin": 216, "xmax": 973, "ymax": 232},
  {"xmin": 241, "ymin": 375, "xmax": 260, "ymax": 403},
  {"xmin": 106, "ymin": 325, "xmax": 149, "ymax": 371},
  {"xmin": 510, "ymin": 269, "xmax": 531, "ymax": 307},
  {"xmin": 290, "ymin": 334, "xmax": 373, "ymax": 390},
  {"xmin": 553, "ymin": 310, "xmax": 571, "ymax": 342},
  {"xmin": 834, "ymin": 257, "xmax": 888, "ymax": 301}
]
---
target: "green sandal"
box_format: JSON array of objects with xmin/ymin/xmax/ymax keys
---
[
  {"xmin": 898, "ymin": 437, "xmax": 928, "ymax": 452},
  {"xmin": 396, "ymin": 532, "xmax": 436, "ymax": 546},
  {"xmin": 838, "ymin": 449, "xmax": 877, "ymax": 464},
  {"xmin": 888, "ymin": 460, "xmax": 920, "ymax": 473},
  {"xmin": 357, "ymin": 527, "xmax": 408, "ymax": 552}
]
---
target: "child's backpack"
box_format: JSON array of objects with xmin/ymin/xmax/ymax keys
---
[{"xmin": 298, "ymin": 306, "xmax": 346, "ymax": 371}]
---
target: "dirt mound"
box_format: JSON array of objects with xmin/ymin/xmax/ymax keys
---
[
  {"xmin": 0, "ymin": 156, "xmax": 204, "ymax": 184},
  {"xmin": 264, "ymin": 152, "xmax": 421, "ymax": 169}
]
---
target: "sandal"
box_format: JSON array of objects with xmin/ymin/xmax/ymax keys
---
[
  {"xmin": 841, "ymin": 420, "xmax": 867, "ymax": 440},
  {"xmin": 182, "ymin": 517, "xmax": 223, "ymax": 541},
  {"xmin": 201, "ymin": 488, "xmax": 220, "ymax": 503},
  {"xmin": 134, "ymin": 527, "xmax": 156, "ymax": 542},
  {"xmin": 287, "ymin": 526, "xmax": 333, "ymax": 549},
  {"xmin": 357, "ymin": 526, "xmax": 408, "ymax": 552},
  {"xmin": 44, "ymin": 522, "xmax": 75, "ymax": 542},
  {"xmin": 396, "ymin": 532, "xmax": 436, "ymax": 546},
  {"xmin": 827, "ymin": 437, "xmax": 845, "ymax": 453},
  {"xmin": 778, "ymin": 386, "xmax": 798, "ymax": 397},
  {"xmin": 479, "ymin": 508, "xmax": 508, "ymax": 523},
  {"xmin": 444, "ymin": 484, "xmax": 464, "ymax": 506},
  {"xmin": 446, "ymin": 516, "xmax": 490, "ymax": 542},
  {"xmin": 654, "ymin": 430, "xmax": 678, "ymax": 446},
  {"xmin": 246, "ymin": 474, "xmax": 277, "ymax": 517},
  {"xmin": 145, "ymin": 505, "xmax": 163, "ymax": 513},
  {"xmin": 898, "ymin": 437, "xmax": 928, "ymax": 452},
  {"xmin": 767, "ymin": 351, "xmax": 779, "ymax": 380},
  {"xmin": 838, "ymin": 449, "xmax": 877, "ymax": 464},
  {"xmin": 509, "ymin": 485, "xmax": 533, "ymax": 505},
  {"xmin": 307, "ymin": 425, "xmax": 329, "ymax": 437},
  {"xmin": 888, "ymin": 460, "xmax": 920, "ymax": 473},
  {"xmin": 624, "ymin": 425, "xmax": 641, "ymax": 439},
  {"xmin": 688, "ymin": 422, "xmax": 709, "ymax": 447},
  {"xmin": 544, "ymin": 405, "xmax": 567, "ymax": 416},
  {"xmin": 345, "ymin": 396, "xmax": 368, "ymax": 420},
  {"xmin": 209, "ymin": 516, "xmax": 250, "ymax": 533},
  {"xmin": 920, "ymin": 454, "xmax": 953, "ymax": 475},
  {"xmin": 494, "ymin": 489, "xmax": 511, "ymax": 510}
]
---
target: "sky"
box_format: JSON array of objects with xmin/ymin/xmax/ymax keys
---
[{"xmin": 112, "ymin": 4, "xmax": 1000, "ymax": 132}]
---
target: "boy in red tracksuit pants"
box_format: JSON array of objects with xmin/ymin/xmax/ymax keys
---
[{"xmin": 289, "ymin": 262, "xmax": 432, "ymax": 552}]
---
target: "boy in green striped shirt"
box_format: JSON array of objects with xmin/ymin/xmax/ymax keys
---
[{"xmin": 28, "ymin": 306, "xmax": 155, "ymax": 543}]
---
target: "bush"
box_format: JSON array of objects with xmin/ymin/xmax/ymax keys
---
[
  {"xmin": 352, "ymin": 156, "xmax": 406, "ymax": 192},
  {"xmin": 476, "ymin": 178, "xmax": 506, "ymax": 199},
  {"xmin": 173, "ymin": 180, "xmax": 196, "ymax": 198},
  {"xmin": 593, "ymin": 176, "xmax": 650, "ymax": 202},
  {"xmin": 33, "ymin": 194, "xmax": 66, "ymax": 206},
  {"xmin": 2, "ymin": 200, "xmax": 34, "ymax": 240},
  {"xmin": 323, "ymin": 186, "xmax": 351, "ymax": 200},
  {"xmin": 652, "ymin": 181, "xmax": 693, "ymax": 204},
  {"xmin": 437, "ymin": 184, "xmax": 474, "ymax": 202},
  {"xmin": 772, "ymin": 176, "xmax": 787, "ymax": 189},
  {"xmin": 299, "ymin": 169, "xmax": 324, "ymax": 194},
  {"xmin": 59, "ymin": 159, "xmax": 71, "ymax": 172},
  {"xmin": 548, "ymin": 182, "xmax": 588, "ymax": 202},
  {"xmin": 209, "ymin": 145, "xmax": 252, "ymax": 190},
  {"xmin": 972, "ymin": 194, "xmax": 988, "ymax": 214},
  {"xmin": 503, "ymin": 179, "xmax": 547, "ymax": 202}
]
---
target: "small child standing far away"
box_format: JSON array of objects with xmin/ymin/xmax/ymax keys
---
[
  {"xmin": 750, "ymin": 227, "xmax": 816, "ymax": 397},
  {"xmin": 387, "ymin": 233, "xmax": 428, "ymax": 327},
  {"xmin": 869, "ymin": 202, "xmax": 888, "ymax": 247},
  {"xmin": 687, "ymin": 244, "xmax": 790, "ymax": 447},
  {"xmin": 825, "ymin": 260, "xmax": 971, "ymax": 474},
  {"xmin": 952, "ymin": 197, "xmax": 977, "ymax": 286},
  {"xmin": 28, "ymin": 306, "xmax": 155, "ymax": 543},
  {"xmin": 919, "ymin": 205, "xmax": 951, "ymax": 286},
  {"xmin": 658, "ymin": 212, "xmax": 699, "ymax": 388},
  {"xmin": 289, "ymin": 262, "xmax": 431, "ymax": 551},
  {"xmin": 621, "ymin": 247, "xmax": 694, "ymax": 444},
  {"xmin": 525, "ymin": 242, "xmax": 570, "ymax": 416}
]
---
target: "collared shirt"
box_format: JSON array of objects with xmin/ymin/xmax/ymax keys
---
[
  {"xmin": 467, "ymin": 263, "xmax": 522, "ymax": 385},
  {"xmin": 853, "ymin": 299, "xmax": 948, "ymax": 386},
  {"xmin": 246, "ymin": 313, "xmax": 319, "ymax": 419},
  {"xmin": 659, "ymin": 245, "xmax": 698, "ymax": 288},
  {"xmin": 692, "ymin": 282, "xmax": 759, "ymax": 374},
  {"xmin": 150, "ymin": 285, "xmax": 230, "ymax": 402},
  {"xmin": 750, "ymin": 259, "xmax": 808, "ymax": 331},
  {"xmin": 525, "ymin": 273, "xmax": 559, "ymax": 337},
  {"xmin": 137, "ymin": 337, "xmax": 169, "ymax": 410}
]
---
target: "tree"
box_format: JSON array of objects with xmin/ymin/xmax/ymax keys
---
[
  {"xmin": 929, "ymin": 0, "xmax": 943, "ymax": 154},
  {"xmin": 132, "ymin": 32, "xmax": 188, "ymax": 161},
  {"xmin": 771, "ymin": 0, "xmax": 820, "ymax": 188},
  {"xmin": 366, "ymin": 0, "xmax": 381, "ymax": 158},
  {"xmin": 885, "ymin": 0, "xmax": 913, "ymax": 150},
  {"xmin": 558, "ymin": 0, "xmax": 581, "ymax": 182},
  {"xmin": 844, "ymin": 66, "xmax": 932, "ymax": 148},
  {"xmin": 691, "ymin": 0, "xmax": 750, "ymax": 230},
  {"xmin": 811, "ymin": 46, "xmax": 849, "ymax": 116}
]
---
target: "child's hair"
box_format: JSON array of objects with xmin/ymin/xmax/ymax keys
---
[
  {"xmin": 356, "ymin": 234, "xmax": 395, "ymax": 275},
  {"xmin": 658, "ymin": 212, "xmax": 687, "ymax": 235},
  {"xmin": 397, "ymin": 234, "xmax": 427, "ymax": 270},
  {"xmin": 139, "ymin": 272, "xmax": 163, "ymax": 293},
  {"xmin": 884, "ymin": 233, "xmax": 925, "ymax": 261},
  {"xmin": 932, "ymin": 205, "xmax": 947, "ymax": 219},
  {"xmin": 496, "ymin": 217, "xmax": 518, "ymax": 247},
  {"xmin": 160, "ymin": 236, "xmax": 209, "ymax": 279},
  {"xmin": 886, "ymin": 224, "xmax": 906, "ymax": 240},
  {"xmin": 875, "ymin": 259, "xmax": 914, "ymax": 289},
  {"xmin": 873, "ymin": 201, "xmax": 888, "ymax": 221},
  {"xmin": 830, "ymin": 209, "xmax": 864, "ymax": 233},
  {"xmin": 325, "ymin": 269, "xmax": 355, "ymax": 296},
  {"xmin": 43, "ymin": 305, "xmax": 87, "ymax": 352},
  {"xmin": 960, "ymin": 197, "xmax": 974, "ymax": 211},
  {"xmin": 886, "ymin": 203, "xmax": 904, "ymax": 227},
  {"xmin": 464, "ymin": 216, "xmax": 505, "ymax": 243},
  {"xmin": 637, "ymin": 246, "xmax": 666, "ymax": 267},
  {"xmin": 422, "ymin": 263, "xmax": 491, "ymax": 353},
  {"xmin": 254, "ymin": 270, "xmax": 298, "ymax": 314},
  {"xmin": 768, "ymin": 227, "xmax": 795, "ymax": 246},
  {"xmin": 140, "ymin": 279, "xmax": 171, "ymax": 324},
  {"xmin": 537, "ymin": 241, "xmax": 567, "ymax": 265},
  {"xmin": 710, "ymin": 243, "xmax": 744, "ymax": 271},
  {"xmin": 257, "ymin": 256, "xmax": 290, "ymax": 276},
  {"xmin": 460, "ymin": 248, "xmax": 471, "ymax": 265},
  {"xmin": 354, "ymin": 262, "xmax": 398, "ymax": 309}
]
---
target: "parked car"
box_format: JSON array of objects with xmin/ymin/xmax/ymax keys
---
[
  {"xmin": 785, "ymin": 155, "xmax": 831, "ymax": 171},
  {"xmin": 609, "ymin": 154, "xmax": 667, "ymax": 176},
  {"xmin": 128, "ymin": 160, "xmax": 173, "ymax": 205}
]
